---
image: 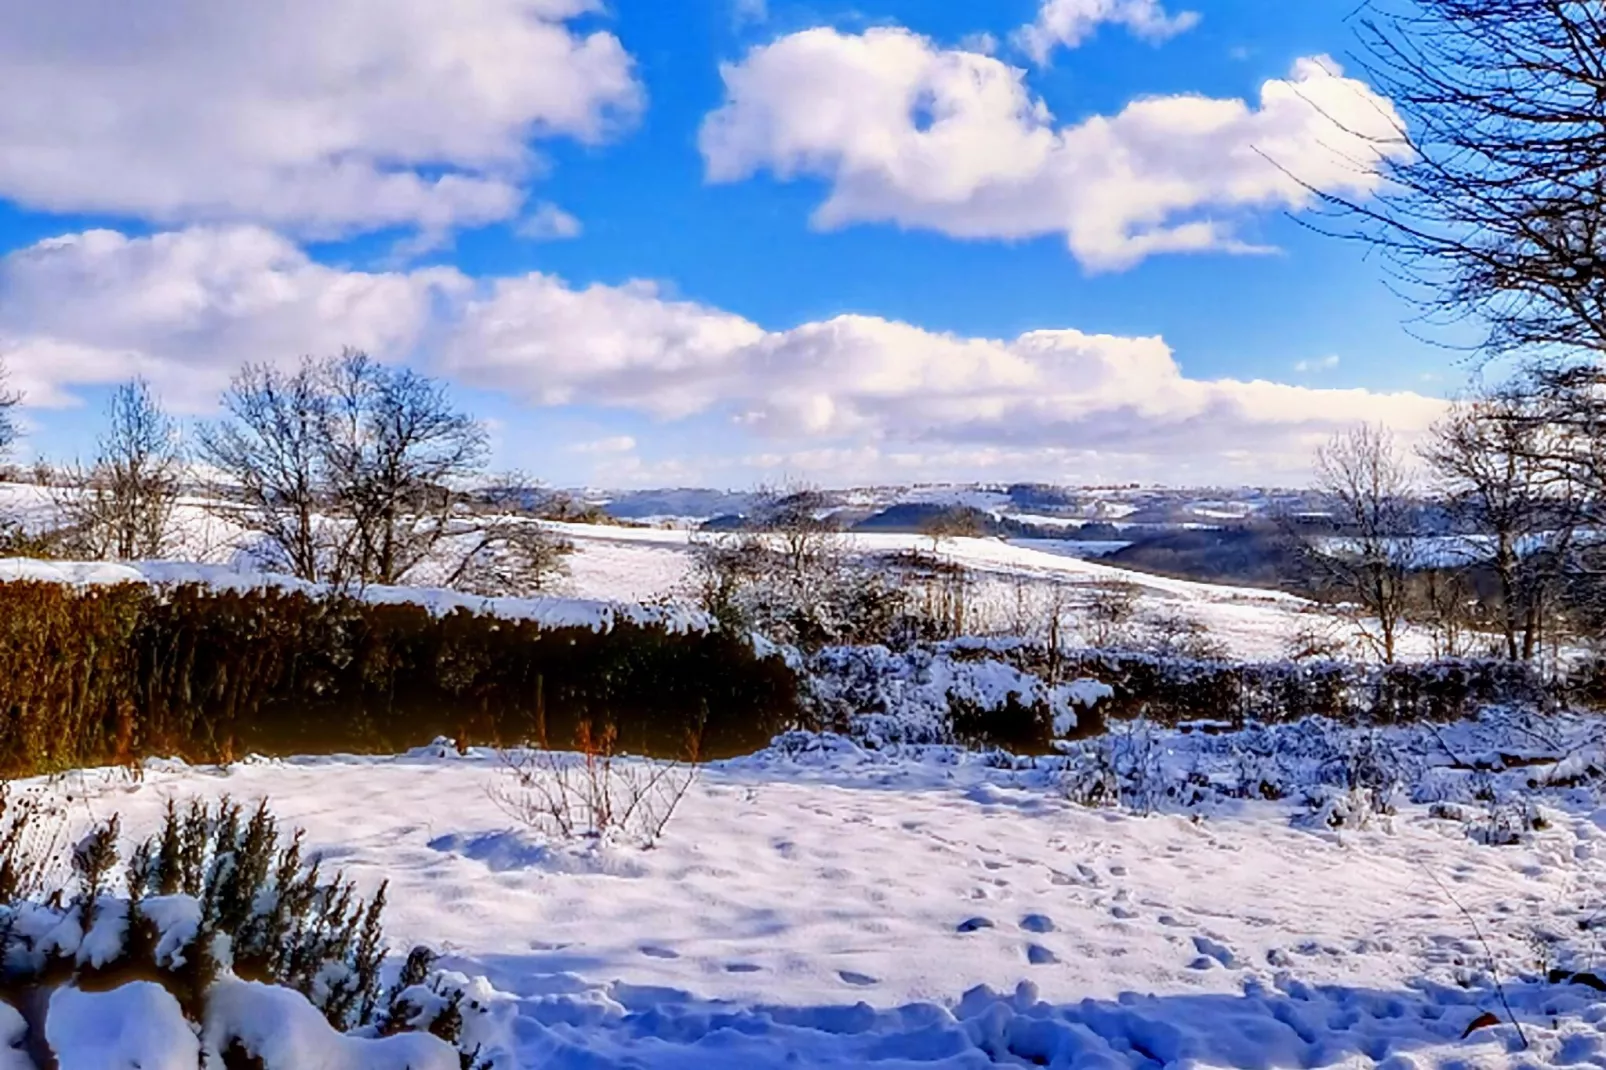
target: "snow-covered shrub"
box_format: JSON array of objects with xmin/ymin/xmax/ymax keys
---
[
  {"xmin": 0, "ymin": 797, "xmax": 485, "ymax": 1068},
  {"xmin": 1056, "ymin": 720, "xmax": 1171, "ymax": 814},
  {"xmin": 806, "ymin": 644, "xmax": 1109, "ymax": 751},
  {"xmin": 1442, "ymin": 779, "xmax": 1552, "ymax": 846},
  {"xmin": 1295, "ymin": 786, "xmax": 1396, "ymax": 831},
  {"xmin": 689, "ymin": 520, "xmax": 911, "ymax": 651}
]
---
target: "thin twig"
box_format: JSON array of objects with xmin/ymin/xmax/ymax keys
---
[{"xmin": 1422, "ymin": 865, "xmax": 1530, "ymax": 1049}]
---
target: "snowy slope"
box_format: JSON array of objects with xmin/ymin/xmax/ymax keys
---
[
  {"xmin": 0, "ymin": 481, "xmax": 1423, "ymax": 661},
  {"xmin": 540, "ymin": 523, "xmax": 1427, "ymax": 662},
  {"xmin": 26, "ymin": 711, "xmax": 1606, "ymax": 1067}
]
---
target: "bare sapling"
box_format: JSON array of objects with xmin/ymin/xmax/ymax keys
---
[{"xmin": 492, "ymin": 719, "xmax": 703, "ymax": 848}]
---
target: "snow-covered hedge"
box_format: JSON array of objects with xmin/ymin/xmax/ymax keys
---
[
  {"xmin": 808, "ymin": 640, "xmax": 1562, "ymax": 753},
  {"xmin": 0, "ymin": 577, "xmax": 801, "ymax": 774}
]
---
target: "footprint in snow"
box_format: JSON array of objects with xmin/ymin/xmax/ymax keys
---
[
  {"xmin": 1019, "ymin": 914, "xmax": 1056, "ymax": 934},
  {"xmin": 1026, "ymin": 945, "xmax": 1060, "ymax": 965},
  {"xmin": 639, "ymin": 946, "xmax": 679, "ymax": 959},
  {"xmin": 1191, "ymin": 935, "xmax": 1238, "ymax": 968},
  {"xmin": 1110, "ymin": 905, "xmax": 1139, "ymax": 920},
  {"xmin": 838, "ymin": 971, "xmax": 878, "ymax": 987},
  {"xmin": 724, "ymin": 963, "xmax": 762, "ymax": 974},
  {"xmin": 957, "ymin": 917, "xmax": 995, "ymax": 933}
]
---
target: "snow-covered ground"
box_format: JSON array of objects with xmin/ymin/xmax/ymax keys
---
[
  {"xmin": 0, "ymin": 480, "xmax": 1437, "ymax": 661},
  {"xmin": 536, "ymin": 522, "xmax": 1433, "ymax": 662},
  {"xmin": 25, "ymin": 709, "xmax": 1606, "ymax": 1067}
]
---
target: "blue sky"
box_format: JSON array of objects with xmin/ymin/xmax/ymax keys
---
[{"xmin": 0, "ymin": 0, "xmax": 1456, "ymax": 489}]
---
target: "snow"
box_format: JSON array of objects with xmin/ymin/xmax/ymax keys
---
[
  {"xmin": 0, "ymin": 482, "xmax": 1434, "ymax": 661},
  {"xmin": 47, "ymin": 983, "xmax": 199, "ymax": 1069},
  {"xmin": 12, "ymin": 707, "xmax": 1606, "ymax": 1066},
  {"xmin": 0, "ymin": 555, "xmax": 712, "ymax": 634},
  {"xmin": 1005, "ymin": 537, "xmax": 1132, "ymax": 559},
  {"xmin": 204, "ymin": 980, "xmax": 460, "ymax": 1070},
  {"xmin": 531, "ymin": 524, "xmax": 1386, "ymax": 661},
  {"xmin": 0, "ymin": 1004, "xmax": 26, "ymax": 1070},
  {"xmin": 808, "ymin": 644, "xmax": 1111, "ymax": 744}
]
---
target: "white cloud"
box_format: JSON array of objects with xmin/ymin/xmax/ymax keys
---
[
  {"xmin": 1016, "ymin": 0, "xmax": 1200, "ymax": 64},
  {"xmin": 442, "ymin": 268, "xmax": 1447, "ymax": 482},
  {"xmin": 700, "ymin": 29, "xmax": 1407, "ymax": 271},
  {"xmin": 1, "ymin": 226, "xmax": 1446, "ymax": 484},
  {"xmin": 0, "ymin": 1, "xmax": 641, "ymax": 237},
  {"xmin": 569, "ymin": 435, "xmax": 638, "ymax": 454},
  {"xmin": 0, "ymin": 227, "xmax": 463, "ymax": 411},
  {"xmin": 518, "ymin": 203, "xmax": 585, "ymax": 241},
  {"xmin": 1294, "ymin": 354, "xmax": 1340, "ymax": 373}
]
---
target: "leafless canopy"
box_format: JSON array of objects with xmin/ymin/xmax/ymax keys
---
[
  {"xmin": 1422, "ymin": 384, "xmax": 1584, "ymax": 658},
  {"xmin": 201, "ymin": 350, "xmax": 569, "ymax": 592},
  {"xmin": 0, "ymin": 360, "xmax": 19, "ymax": 459},
  {"xmin": 1321, "ymin": 0, "xmax": 1606, "ymax": 363},
  {"xmin": 198, "ymin": 359, "xmax": 333, "ymax": 582},
  {"xmin": 57, "ymin": 379, "xmax": 184, "ymax": 561},
  {"xmin": 1308, "ymin": 424, "xmax": 1420, "ymax": 662},
  {"xmin": 318, "ymin": 351, "xmax": 489, "ymax": 586}
]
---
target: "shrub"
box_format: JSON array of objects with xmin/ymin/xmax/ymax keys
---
[
  {"xmin": 0, "ymin": 797, "xmax": 484, "ymax": 1068},
  {"xmin": 492, "ymin": 719, "xmax": 701, "ymax": 847},
  {"xmin": 0, "ymin": 580, "xmax": 802, "ymax": 776}
]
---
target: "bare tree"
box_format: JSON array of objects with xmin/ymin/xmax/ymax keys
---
[
  {"xmin": 1080, "ymin": 582, "xmax": 1139, "ymax": 649},
  {"xmin": 198, "ymin": 360, "xmax": 343, "ymax": 582},
  {"xmin": 201, "ymin": 351, "xmax": 492, "ymax": 589},
  {"xmin": 1421, "ymin": 387, "xmax": 1581, "ymax": 660},
  {"xmin": 689, "ymin": 483, "xmax": 910, "ymax": 648},
  {"xmin": 0, "ymin": 360, "xmax": 19, "ymax": 459},
  {"xmin": 1316, "ymin": 0, "xmax": 1606, "ymax": 366},
  {"xmin": 58, "ymin": 379, "xmax": 184, "ymax": 561},
  {"xmin": 319, "ymin": 351, "xmax": 489, "ymax": 587},
  {"xmin": 1308, "ymin": 424, "xmax": 1420, "ymax": 663}
]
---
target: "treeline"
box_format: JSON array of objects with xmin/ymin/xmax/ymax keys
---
[
  {"xmin": 0, "ymin": 352, "xmax": 577, "ymax": 595},
  {"xmin": 1302, "ymin": 377, "xmax": 1606, "ymax": 667},
  {"xmin": 0, "ymin": 580, "xmax": 801, "ymax": 776}
]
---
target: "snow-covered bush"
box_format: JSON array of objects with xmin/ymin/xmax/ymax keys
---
[
  {"xmin": 0, "ymin": 797, "xmax": 487, "ymax": 1068},
  {"xmin": 1056, "ymin": 720, "xmax": 1174, "ymax": 814},
  {"xmin": 806, "ymin": 644, "xmax": 1110, "ymax": 751}
]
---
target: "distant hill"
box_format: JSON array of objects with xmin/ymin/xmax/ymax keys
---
[{"xmin": 1103, "ymin": 527, "xmax": 1308, "ymax": 591}]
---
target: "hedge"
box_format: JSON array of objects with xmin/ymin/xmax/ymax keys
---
[{"xmin": 0, "ymin": 581, "xmax": 803, "ymax": 776}]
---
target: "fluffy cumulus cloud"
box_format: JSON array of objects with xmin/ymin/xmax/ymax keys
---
[
  {"xmin": 700, "ymin": 29, "xmax": 1406, "ymax": 271},
  {"xmin": 1, "ymin": 226, "xmax": 1444, "ymax": 483},
  {"xmin": 0, "ymin": 227, "xmax": 463, "ymax": 411},
  {"xmin": 441, "ymin": 268, "xmax": 1446, "ymax": 483},
  {"xmin": 0, "ymin": 0, "xmax": 640, "ymax": 237},
  {"xmin": 1015, "ymin": 0, "xmax": 1201, "ymax": 64}
]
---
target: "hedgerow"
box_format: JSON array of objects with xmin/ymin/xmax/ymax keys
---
[
  {"xmin": 972, "ymin": 645, "xmax": 1555, "ymax": 737},
  {"xmin": 0, "ymin": 581, "xmax": 801, "ymax": 776}
]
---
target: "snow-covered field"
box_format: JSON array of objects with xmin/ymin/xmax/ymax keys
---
[
  {"xmin": 536, "ymin": 521, "xmax": 1432, "ymax": 662},
  {"xmin": 27, "ymin": 710, "xmax": 1606, "ymax": 1067},
  {"xmin": 0, "ymin": 480, "xmax": 1427, "ymax": 662}
]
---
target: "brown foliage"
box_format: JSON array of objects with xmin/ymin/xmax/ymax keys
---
[{"xmin": 0, "ymin": 581, "xmax": 801, "ymax": 776}]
